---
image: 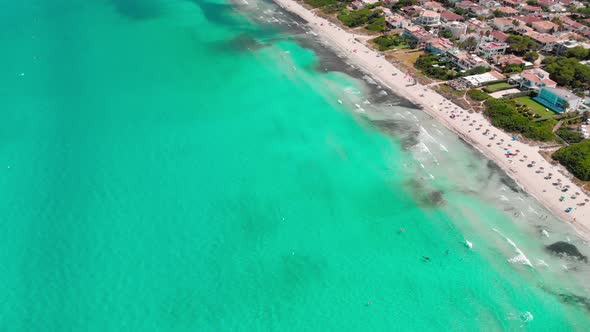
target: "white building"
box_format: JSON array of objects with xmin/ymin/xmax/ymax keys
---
[
  {"xmin": 416, "ymin": 10, "xmax": 441, "ymax": 27},
  {"xmin": 444, "ymin": 21, "xmax": 467, "ymax": 39},
  {"xmin": 476, "ymin": 42, "xmax": 508, "ymax": 58}
]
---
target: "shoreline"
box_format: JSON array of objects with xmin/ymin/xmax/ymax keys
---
[{"xmin": 271, "ymin": 0, "xmax": 590, "ymax": 241}]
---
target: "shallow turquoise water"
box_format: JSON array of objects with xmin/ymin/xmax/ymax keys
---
[{"xmin": 1, "ymin": 0, "xmax": 589, "ymax": 330}]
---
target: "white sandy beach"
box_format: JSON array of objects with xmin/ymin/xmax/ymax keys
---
[{"xmin": 272, "ymin": 0, "xmax": 590, "ymax": 240}]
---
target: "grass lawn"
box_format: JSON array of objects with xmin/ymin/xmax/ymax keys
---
[
  {"xmin": 392, "ymin": 50, "xmax": 423, "ymax": 68},
  {"xmin": 437, "ymin": 84, "xmax": 465, "ymax": 98},
  {"xmin": 483, "ymin": 82, "xmax": 516, "ymax": 93},
  {"xmin": 512, "ymin": 96, "xmax": 556, "ymax": 118}
]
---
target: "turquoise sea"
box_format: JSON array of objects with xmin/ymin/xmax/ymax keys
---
[{"xmin": 1, "ymin": 0, "xmax": 590, "ymax": 330}]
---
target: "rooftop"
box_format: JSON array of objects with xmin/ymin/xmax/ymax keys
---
[
  {"xmin": 492, "ymin": 18, "xmax": 514, "ymax": 26},
  {"xmin": 490, "ymin": 30, "xmax": 509, "ymax": 42},
  {"xmin": 492, "ymin": 54, "xmax": 525, "ymax": 65},
  {"xmin": 478, "ymin": 42, "xmax": 508, "ymax": 49},
  {"xmin": 532, "ymin": 20, "xmax": 558, "ymax": 31},
  {"xmin": 525, "ymin": 31, "xmax": 558, "ymax": 44},
  {"xmin": 440, "ymin": 10, "xmax": 463, "ymax": 21},
  {"xmin": 496, "ymin": 6, "xmax": 519, "ymax": 15},
  {"xmin": 542, "ymin": 87, "xmax": 581, "ymax": 102},
  {"xmin": 420, "ymin": 10, "xmax": 440, "ymax": 18}
]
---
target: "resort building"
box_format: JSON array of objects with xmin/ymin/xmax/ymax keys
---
[
  {"xmin": 425, "ymin": 38, "xmax": 456, "ymax": 54},
  {"xmin": 416, "ymin": 10, "xmax": 441, "ymax": 27},
  {"xmin": 447, "ymin": 49, "xmax": 490, "ymax": 70},
  {"xmin": 467, "ymin": 18, "xmax": 493, "ymax": 34},
  {"xmin": 534, "ymin": 87, "xmax": 582, "ymax": 113},
  {"xmin": 490, "ymin": 30, "xmax": 509, "ymax": 43},
  {"xmin": 525, "ymin": 31, "xmax": 558, "ymax": 51},
  {"xmin": 469, "ymin": 5, "xmax": 490, "ymax": 16},
  {"xmin": 509, "ymin": 68, "xmax": 556, "ymax": 90},
  {"xmin": 440, "ymin": 10, "xmax": 464, "ymax": 22},
  {"xmin": 402, "ymin": 26, "xmax": 435, "ymax": 48},
  {"xmin": 476, "ymin": 42, "xmax": 508, "ymax": 58},
  {"xmin": 531, "ymin": 20, "xmax": 558, "ymax": 33},
  {"xmin": 495, "ymin": 6, "xmax": 519, "ymax": 16},
  {"xmin": 386, "ymin": 14, "xmax": 412, "ymax": 29},
  {"xmin": 443, "ymin": 21, "xmax": 467, "ymax": 39},
  {"xmin": 521, "ymin": 5, "xmax": 543, "ymax": 13},
  {"xmin": 491, "ymin": 18, "xmax": 515, "ymax": 32},
  {"xmin": 422, "ymin": 1, "xmax": 445, "ymax": 12},
  {"xmin": 491, "ymin": 54, "xmax": 529, "ymax": 67}
]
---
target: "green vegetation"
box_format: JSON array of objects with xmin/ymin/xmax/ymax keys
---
[
  {"xmin": 556, "ymin": 126, "xmax": 584, "ymax": 144},
  {"xmin": 414, "ymin": 54, "xmax": 460, "ymax": 80},
  {"xmin": 512, "ymin": 96, "xmax": 555, "ymax": 118},
  {"xmin": 439, "ymin": 29, "xmax": 453, "ymax": 39},
  {"xmin": 484, "ymin": 98, "xmax": 557, "ymax": 141},
  {"xmin": 506, "ymin": 35, "xmax": 537, "ymax": 54},
  {"xmin": 454, "ymin": 8, "xmax": 467, "ymax": 16},
  {"xmin": 365, "ymin": 16, "xmax": 386, "ymax": 32},
  {"xmin": 542, "ymin": 56, "xmax": 590, "ymax": 90},
  {"xmin": 337, "ymin": 8, "xmax": 385, "ymax": 31},
  {"xmin": 459, "ymin": 36, "xmax": 478, "ymax": 52},
  {"xmin": 303, "ymin": 0, "xmax": 338, "ymax": 8},
  {"xmin": 523, "ymin": 51, "xmax": 539, "ymax": 62},
  {"xmin": 502, "ymin": 63, "xmax": 524, "ymax": 74},
  {"xmin": 565, "ymin": 46, "xmax": 590, "ymax": 60},
  {"xmin": 483, "ymin": 82, "xmax": 516, "ymax": 93},
  {"xmin": 553, "ymin": 140, "xmax": 590, "ymax": 181},
  {"xmin": 414, "ymin": 54, "xmax": 490, "ymax": 80},
  {"xmin": 371, "ymin": 34, "xmax": 409, "ymax": 51},
  {"xmin": 467, "ymin": 89, "xmax": 491, "ymax": 101},
  {"xmin": 392, "ymin": 0, "xmax": 417, "ymax": 10}
]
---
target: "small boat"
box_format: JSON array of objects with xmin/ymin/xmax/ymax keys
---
[{"xmin": 337, "ymin": 99, "xmax": 343, "ymax": 104}]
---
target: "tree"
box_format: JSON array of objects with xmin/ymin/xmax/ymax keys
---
[
  {"xmin": 439, "ymin": 29, "xmax": 453, "ymax": 38},
  {"xmin": 503, "ymin": 63, "xmax": 524, "ymax": 74},
  {"xmin": 551, "ymin": 17, "xmax": 564, "ymax": 31},
  {"xmin": 553, "ymin": 140, "xmax": 590, "ymax": 181},
  {"xmin": 460, "ymin": 36, "xmax": 478, "ymax": 51},
  {"xmin": 454, "ymin": 8, "xmax": 467, "ymax": 16},
  {"xmin": 523, "ymin": 51, "xmax": 539, "ymax": 62},
  {"xmin": 565, "ymin": 46, "xmax": 590, "ymax": 60},
  {"xmin": 506, "ymin": 34, "xmax": 537, "ymax": 54},
  {"xmin": 526, "ymin": 0, "xmax": 538, "ymax": 5}
]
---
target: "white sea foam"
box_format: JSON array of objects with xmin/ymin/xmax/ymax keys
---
[
  {"xmin": 527, "ymin": 206, "xmax": 539, "ymax": 215},
  {"xmin": 492, "ymin": 228, "xmax": 533, "ymax": 268},
  {"xmin": 413, "ymin": 142, "xmax": 439, "ymax": 165},
  {"xmin": 439, "ymin": 143, "xmax": 448, "ymax": 152},
  {"xmin": 520, "ymin": 311, "xmax": 534, "ymax": 323},
  {"xmin": 535, "ymin": 259, "xmax": 549, "ymax": 267},
  {"xmin": 465, "ymin": 239, "xmax": 473, "ymax": 250},
  {"xmin": 498, "ymin": 195, "xmax": 509, "ymax": 202}
]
